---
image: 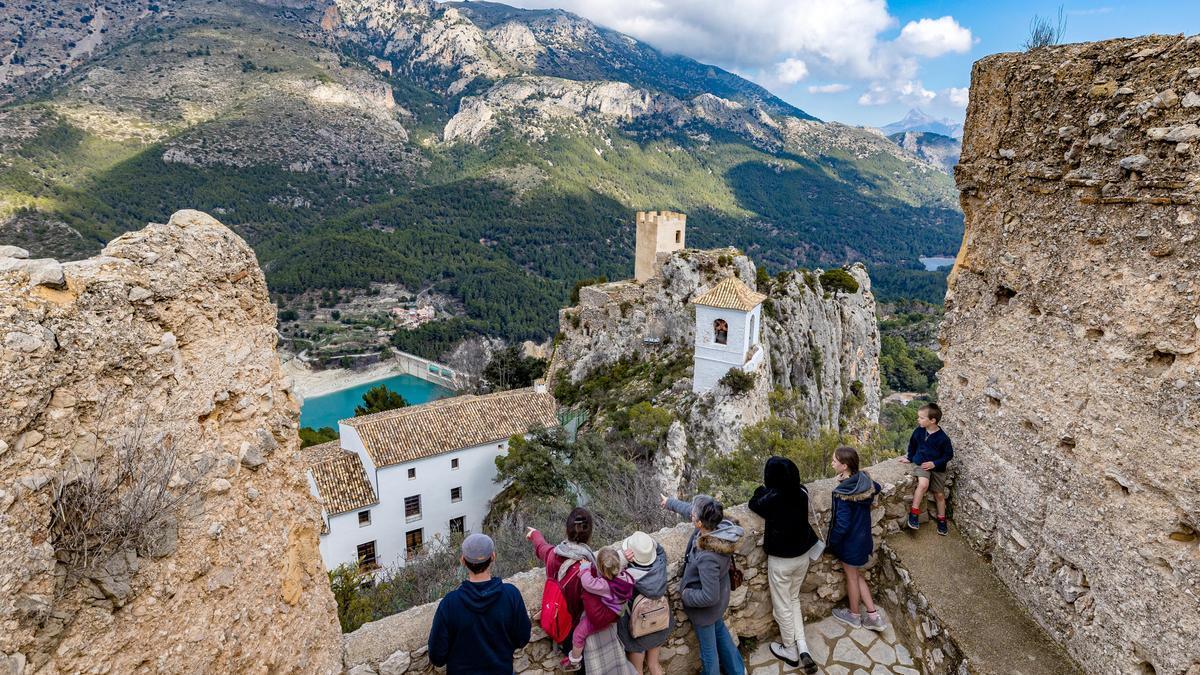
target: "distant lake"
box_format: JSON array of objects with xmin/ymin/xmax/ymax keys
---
[
  {"xmin": 919, "ymin": 256, "xmax": 956, "ymax": 271},
  {"xmin": 300, "ymin": 374, "xmax": 453, "ymax": 430}
]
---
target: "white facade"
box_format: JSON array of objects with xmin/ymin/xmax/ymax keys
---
[
  {"xmin": 692, "ymin": 302, "xmax": 764, "ymax": 393},
  {"xmin": 315, "ymin": 425, "xmax": 514, "ymax": 571}
]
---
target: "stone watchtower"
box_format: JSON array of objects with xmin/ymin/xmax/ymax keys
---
[
  {"xmin": 634, "ymin": 211, "xmax": 686, "ymax": 282},
  {"xmin": 691, "ymin": 277, "xmax": 766, "ymax": 393}
]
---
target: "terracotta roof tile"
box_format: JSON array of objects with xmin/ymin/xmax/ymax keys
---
[
  {"xmin": 692, "ymin": 277, "xmax": 767, "ymax": 312},
  {"xmin": 343, "ymin": 388, "xmax": 559, "ymax": 467},
  {"xmin": 307, "ymin": 448, "xmax": 378, "ymax": 516}
]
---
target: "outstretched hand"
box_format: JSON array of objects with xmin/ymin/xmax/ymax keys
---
[
  {"xmin": 659, "ymin": 493, "xmax": 668, "ymax": 508},
  {"xmin": 525, "ymin": 527, "xmax": 537, "ymax": 541}
]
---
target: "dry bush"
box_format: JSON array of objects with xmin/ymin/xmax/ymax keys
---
[{"xmin": 48, "ymin": 428, "xmax": 203, "ymax": 589}]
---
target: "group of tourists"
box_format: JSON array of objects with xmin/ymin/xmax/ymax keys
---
[{"xmin": 427, "ymin": 403, "xmax": 954, "ymax": 674}]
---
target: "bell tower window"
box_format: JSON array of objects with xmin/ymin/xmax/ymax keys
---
[{"xmin": 714, "ymin": 319, "xmax": 729, "ymax": 345}]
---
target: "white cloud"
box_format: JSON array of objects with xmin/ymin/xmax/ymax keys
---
[
  {"xmin": 943, "ymin": 86, "xmax": 970, "ymax": 108},
  {"xmin": 895, "ymin": 16, "xmax": 973, "ymax": 57},
  {"xmin": 775, "ymin": 58, "xmax": 809, "ymax": 84},
  {"xmin": 808, "ymin": 83, "xmax": 850, "ymax": 94},
  {"xmin": 858, "ymin": 80, "xmax": 935, "ymax": 106},
  {"xmin": 499, "ymin": 0, "xmax": 973, "ymax": 116}
]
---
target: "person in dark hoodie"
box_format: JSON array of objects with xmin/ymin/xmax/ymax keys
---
[
  {"xmin": 827, "ymin": 446, "xmax": 888, "ymax": 632},
  {"xmin": 428, "ymin": 533, "xmax": 532, "ymax": 674},
  {"xmin": 616, "ymin": 531, "xmax": 674, "ymax": 675},
  {"xmin": 749, "ymin": 457, "xmax": 821, "ymax": 674},
  {"xmin": 661, "ymin": 493, "xmax": 746, "ymax": 675}
]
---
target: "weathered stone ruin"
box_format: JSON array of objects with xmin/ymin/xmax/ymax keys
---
[
  {"xmin": 943, "ymin": 35, "xmax": 1200, "ymax": 675},
  {"xmin": 0, "ymin": 211, "xmax": 342, "ymax": 673}
]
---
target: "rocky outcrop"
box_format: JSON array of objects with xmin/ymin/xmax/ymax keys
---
[
  {"xmin": 341, "ymin": 459, "xmax": 963, "ymax": 674},
  {"xmin": 551, "ymin": 248, "xmax": 879, "ymax": 481},
  {"xmin": 0, "ymin": 210, "xmax": 341, "ymax": 672},
  {"xmin": 943, "ymin": 36, "xmax": 1200, "ymax": 675}
]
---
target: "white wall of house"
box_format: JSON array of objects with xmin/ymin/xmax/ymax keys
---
[
  {"xmin": 692, "ymin": 303, "xmax": 762, "ymax": 393},
  {"xmin": 316, "ymin": 434, "xmax": 512, "ymax": 571}
]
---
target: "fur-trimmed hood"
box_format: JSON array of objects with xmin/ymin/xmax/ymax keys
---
[
  {"xmin": 833, "ymin": 471, "xmax": 879, "ymax": 502},
  {"xmin": 697, "ymin": 517, "xmax": 744, "ymax": 555}
]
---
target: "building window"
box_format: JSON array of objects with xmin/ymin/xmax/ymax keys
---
[
  {"xmin": 405, "ymin": 495, "xmax": 421, "ymax": 522},
  {"xmin": 406, "ymin": 529, "xmax": 424, "ymax": 559},
  {"xmin": 357, "ymin": 541, "xmax": 378, "ymax": 570},
  {"xmin": 675, "ymin": 230, "xmax": 681, "ymax": 244},
  {"xmin": 749, "ymin": 314, "xmax": 757, "ymax": 344},
  {"xmin": 449, "ymin": 516, "xmax": 465, "ymax": 534},
  {"xmin": 357, "ymin": 510, "xmax": 371, "ymax": 527},
  {"xmin": 451, "ymin": 457, "xmax": 459, "ymax": 470},
  {"xmin": 407, "ymin": 467, "xmax": 416, "ymax": 480},
  {"xmin": 714, "ymin": 319, "xmax": 729, "ymax": 345},
  {"xmin": 451, "ymin": 487, "xmax": 462, "ymax": 503}
]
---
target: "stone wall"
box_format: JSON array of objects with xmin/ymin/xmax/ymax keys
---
[
  {"xmin": 0, "ymin": 211, "xmax": 343, "ymax": 673},
  {"xmin": 341, "ymin": 459, "xmax": 961, "ymax": 675},
  {"xmin": 944, "ymin": 36, "xmax": 1200, "ymax": 675}
]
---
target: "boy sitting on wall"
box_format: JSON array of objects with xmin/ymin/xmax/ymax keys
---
[{"xmin": 899, "ymin": 403, "xmax": 954, "ymax": 535}]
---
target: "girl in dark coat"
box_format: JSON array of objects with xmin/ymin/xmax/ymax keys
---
[{"xmin": 827, "ymin": 446, "xmax": 887, "ymax": 632}]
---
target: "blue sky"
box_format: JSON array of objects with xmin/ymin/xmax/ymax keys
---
[{"xmin": 505, "ymin": 1, "xmax": 1200, "ymax": 127}]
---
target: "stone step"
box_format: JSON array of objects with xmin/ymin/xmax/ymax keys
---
[{"xmin": 886, "ymin": 524, "xmax": 1082, "ymax": 675}]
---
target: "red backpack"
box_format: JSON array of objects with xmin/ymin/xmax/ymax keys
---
[{"xmin": 540, "ymin": 560, "xmax": 582, "ymax": 643}]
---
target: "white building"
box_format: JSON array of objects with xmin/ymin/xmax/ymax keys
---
[
  {"xmin": 305, "ymin": 387, "xmax": 559, "ymax": 571},
  {"xmin": 691, "ymin": 276, "xmax": 767, "ymax": 393}
]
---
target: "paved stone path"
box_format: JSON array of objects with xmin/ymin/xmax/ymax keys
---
[{"xmin": 746, "ymin": 611, "xmax": 922, "ymax": 675}]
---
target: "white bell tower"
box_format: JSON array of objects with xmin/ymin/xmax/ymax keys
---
[{"xmin": 691, "ymin": 277, "xmax": 766, "ymax": 394}]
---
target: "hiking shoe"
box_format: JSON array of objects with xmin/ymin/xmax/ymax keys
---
[
  {"xmin": 769, "ymin": 642, "xmax": 799, "ymax": 667},
  {"xmin": 907, "ymin": 512, "xmax": 920, "ymax": 530},
  {"xmin": 861, "ymin": 610, "xmax": 887, "ymax": 632},
  {"xmin": 832, "ymin": 607, "xmax": 862, "ymax": 628},
  {"xmin": 937, "ymin": 518, "xmax": 949, "ymax": 536},
  {"xmin": 560, "ymin": 655, "xmax": 581, "ymax": 672},
  {"xmin": 799, "ymin": 651, "xmax": 818, "ymax": 674}
]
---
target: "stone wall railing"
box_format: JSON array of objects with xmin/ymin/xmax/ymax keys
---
[{"xmin": 341, "ymin": 459, "xmax": 960, "ymax": 674}]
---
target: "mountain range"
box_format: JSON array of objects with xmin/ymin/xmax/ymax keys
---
[
  {"xmin": 881, "ymin": 108, "xmax": 964, "ymax": 139},
  {"xmin": 0, "ymin": 0, "xmax": 962, "ymax": 343}
]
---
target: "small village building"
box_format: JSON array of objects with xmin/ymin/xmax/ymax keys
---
[
  {"xmin": 305, "ymin": 387, "xmax": 558, "ymax": 571},
  {"xmin": 691, "ymin": 276, "xmax": 767, "ymax": 393}
]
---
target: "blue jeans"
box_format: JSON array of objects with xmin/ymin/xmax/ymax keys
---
[{"xmin": 694, "ymin": 619, "xmax": 745, "ymax": 675}]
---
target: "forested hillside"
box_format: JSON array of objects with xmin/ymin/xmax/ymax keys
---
[{"xmin": 0, "ymin": 0, "xmax": 960, "ymax": 344}]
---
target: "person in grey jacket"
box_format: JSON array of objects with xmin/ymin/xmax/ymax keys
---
[
  {"xmin": 661, "ymin": 493, "xmax": 746, "ymax": 675},
  {"xmin": 616, "ymin": 531, "xmax": 673, "ymax": 674}
]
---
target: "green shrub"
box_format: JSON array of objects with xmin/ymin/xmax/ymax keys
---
[
  {"xmin": 719, "ymin": 368, "xmax": 757, "ymax": 395},
  {"xmin": 819, "ymin": 268, "xmax": 860, "ymax": 295}
]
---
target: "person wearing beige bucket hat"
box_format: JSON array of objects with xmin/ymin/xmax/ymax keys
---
[{"xmin": 616, "ymin": 531, "xmax": 673, "ymax": 674}]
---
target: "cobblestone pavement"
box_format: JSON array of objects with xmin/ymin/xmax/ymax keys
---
[{"xmin": 746, "ymin": 610, "xmax": 922, "ymax": 674}]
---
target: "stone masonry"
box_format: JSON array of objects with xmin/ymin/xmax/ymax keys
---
[
  {"xmin": 943, "ymin": 36, "xmax": 1200, "ymax": 675},
  {"xmin": 0, "ymin": 211, "xmax": 342, "ymax": 673},
  {"xmin": 341, "ymin": 458, "xmax": 962, "ymax": 674}
]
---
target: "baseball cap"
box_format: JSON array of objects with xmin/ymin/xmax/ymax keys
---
[{"xmin": 461, "ymin": 533, "xmax": 495, "ymax": 564}]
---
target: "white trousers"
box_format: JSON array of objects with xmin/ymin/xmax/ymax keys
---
[{"xmin": 767, "ymin": 553, "xmax": 812, "ymax": 652}]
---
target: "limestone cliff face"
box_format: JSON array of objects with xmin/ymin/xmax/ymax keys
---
[
  {"xmin": 0, "ymin": 211, "xmax": 341, "ymax": 673},
  {"xmin": 551, "ymin": 249, "xmax": 879, "ymax": 483},
  {"xmin": 943, "ymin": 36, "xmax": 1200, "ymax": 675}
]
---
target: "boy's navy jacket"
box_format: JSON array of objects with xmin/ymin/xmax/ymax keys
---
[
  {"xmin": 907, "ymin": 427, "xmax": 954, "ymax": 471},
  {"xmin": 827, "ymin": 472, "xmax": 881, "ymax": 567},
  {"xmin": 428, "ymin": 576, "xmax": 532, "ymax": 674}
]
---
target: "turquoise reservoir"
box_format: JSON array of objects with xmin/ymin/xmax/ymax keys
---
[{"xmin": 299, "ymin": 374, "xmax": 453, "ymax": 430}]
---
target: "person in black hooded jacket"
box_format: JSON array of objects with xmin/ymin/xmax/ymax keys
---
[
  {"xmin": 749, "ymin": 456, "xmax": 821, "ymax": 674},
  {"xmin": 428, "ymin": 533, "xmax": 531, "ymax": 674}
]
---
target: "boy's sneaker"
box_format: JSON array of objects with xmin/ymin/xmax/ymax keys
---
[
  {"xmin": 832, "ymin": 607, "xmax": 862, "ymax": 628},
  {"xmin": 937, "ymin": 517, "xmax": 949, "ymax": 536},
  {"xmin": 907, "ymin": 511, "xmax": 920, "ymax": 530},
  {"xmin": 861, "ymin": 610, "xmax": 888, "ymax": 632},
  {"xmin": 560, "ymin": 655, "xmax": 581, "ymax": 672},
  {"xmin": 769, "ymin": 642, "xmax": 799, "ymax": 667},
  {"xmin": 799, "ymin": 651, "xmax": 819, "ymax": 674}
]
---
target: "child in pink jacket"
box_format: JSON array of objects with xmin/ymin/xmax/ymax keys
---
[{"xmin": 562, "ymin": 547, "xmax": 635, "ymax": 671}]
